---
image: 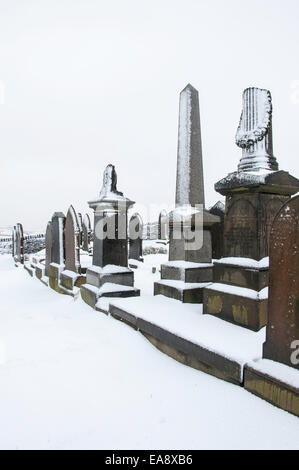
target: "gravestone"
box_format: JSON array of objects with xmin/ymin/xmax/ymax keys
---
[
  {"xmin": 158, "ymin": 210, "xmax": 168, "ymax": 240},
  {"xmin": 203, "ymin": 87, "xmax": 299, "ymax": 330},
  {"xmin": 14, "ymin": 223, "xmax": 24, "ymax": 264},
  {"xmin": 12, "ymin": 226, "xmax": 16, "ymax": 258},
  {"xmin": 209, "ymin": 201, "xmax": 225, "ymax": 260},
  {"xmin": 154, "ymin": 84, "xmax": 219, "ymax": 303},
  {"xmin": 45, "ymin": 221, "xmax": 52, "ymax": 276},
  {"xmin": 82, "ymin": 213, "xmax": 91, "ymax": 252},
  {"xmin": 51, "ymin": 212, "xmax": 65, "ymax": 265},
  {"xmin": 263, "ymin": 196, "xmax": 299, "ymax": 369},
  {"xmin": 81, "ymin": 165, "xmax": 140, "ymax": 308},
  {"xmin": 77, "ymin": 212, "xmax": 83, "ymax": 246},
  {"xmin": 129, "ymin": 213, "xmax": 143, "ymax": 261},
  {"xmin": 48, "ymin": 212, "xmax": 66, "ymax": 293},
  {"xmin": 244, "ymin": 196, "xmax": 299, "ymax": 417},
  {"xmin": 64, "ymin": 205, "xmax": 81, "ymax": 273}
]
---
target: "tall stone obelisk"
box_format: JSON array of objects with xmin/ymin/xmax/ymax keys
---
[
  {"xmin": 154, "ymin": 84, "xmax": 219, "ymax": 303},
  {"xmin": 175, "ymin": 84, "xmax": 205, "ymax": 207}
]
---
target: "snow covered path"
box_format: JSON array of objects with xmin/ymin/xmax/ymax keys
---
[{"xmin": 0, "ymin": 255, "xmax": 298, "ymax": 450}]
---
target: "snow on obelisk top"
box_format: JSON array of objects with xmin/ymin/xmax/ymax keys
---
[
  {"xmin": 235, "ymin": 87, "xmax": 278, "ymax": 173},
  {"xmin": 175, "ymin": 84, "xmax": 205, "ymax": 208}
]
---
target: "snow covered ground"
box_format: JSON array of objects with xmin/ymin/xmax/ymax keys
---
[{"xmin": 0, "ymin": 254, "xmax": 298, "ymax": 450}]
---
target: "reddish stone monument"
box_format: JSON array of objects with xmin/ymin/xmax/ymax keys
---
[{"xmin": 244, "ymin": 196, "xmax": 299, "ymax": 417}]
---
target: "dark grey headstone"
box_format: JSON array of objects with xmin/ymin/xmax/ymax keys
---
[
  {"xmin": 65, "ymin": 205, "xmax": 81, "ymax": 273},
  {"xmin": 51, "ymin": 212, "xmax": 65, "ymax": 265},
  {"xmin": 129, "ymin": 213, "xmax": 143, "ymax": 261},
  {"xmin": 45, "ymin": 221, "xmax": 52, "ymax": 276},
  {"xmin": 82, "ymin": 213, "xmax": 91, "ymax": 252}
]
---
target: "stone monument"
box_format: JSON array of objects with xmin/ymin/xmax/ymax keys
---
[
  {"xmin": 209, "ymin": 201, "xmax": 225, "ymax": 260},
  {"xmin": 60, "ymin": 205, "xmax": 86, "ymax": 293},
  {"xmin": 82, "ymin": 213, "xmax": 91, "ymax": 252},
  {"xmin": 129, "ymin": 213, "xmax": 143, "ymax": 262},
  {"xmin": 158, "ymin": 210, "xmax": 168, "ymax": 240},
  {"xmin": 48, "ymin": 212, "xmax": 66, "ymax": 292},
  {"xmin": 154, "ymin": 84, "xmax": 219, "ymax": 303},
  {"xmin": 14, "ymin": 223, "xmax": 24, "ymax": 265},
  {"xmin": 244, "ymin": 195, "xmax": 299, "ymax": 417},
  {"xmin": 203, "ymin": 87, "xmax": 299, "ymax": 330},
  {"xmin": 81, "ymin": 164, "xmax": 140, "ymax": 308}
]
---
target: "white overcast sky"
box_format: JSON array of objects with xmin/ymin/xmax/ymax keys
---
[{"xmin": 1, "ymin": 0, "xmax": 299, "ymax": 231}]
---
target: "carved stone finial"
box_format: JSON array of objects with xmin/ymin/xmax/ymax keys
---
[
  {"xmin": 235, "ymin": 87, "xmax": 278, "ymax": 172},
  {"xmin": 99, "ymin": 164, "xmax": 123, "ymax": 199}
]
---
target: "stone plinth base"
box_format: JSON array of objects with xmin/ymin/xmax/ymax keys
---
[
  {"xmin": 35, "ymin": 264, "xmax": 45, "ymax": 280},
  {"xmin": 154, "ymin": 280, "xmax": 211, "ymax": 303},
  {"xmin": 244, "ymin": 360, "xmax": 299, "ymax": 417},
  {"xmin": 213, "ymin": 260, "xmax": 268, "ymax": 291},
  {"xmin": 81, "ymin": 283, "xmax": 140, "ymax": 309},
  {"xmin": 60, "ymin": 270, "xmax": 86, "ymax": 291},
  {"xmin": 161, "ymin": 261, "xmax": 213, "ymax": 283},
  {"xmin": 203, "ymin": 283, "xmax": 268, "ymax": 331},
  {"xmin": 48, "ymin": 263, "xmax": 66, "ymax": 294},
  {"xmin": 86, "ymin": 264, "xmax": 134, "ymax": 288}
]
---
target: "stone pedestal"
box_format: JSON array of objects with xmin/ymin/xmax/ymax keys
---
[
  {"xmin": 155, "ymin": 84, "xmax": 219, "ymax": 303},
  {"xmin": 203, "ymin": 88, "xmax": 299, "ymax": 330},
  {"xmin": 80, "ymin": 165, "xmax": 140, "ymax": 308}
]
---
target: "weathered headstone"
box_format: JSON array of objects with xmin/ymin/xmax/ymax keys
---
[
  {"xmin": 51, "ymin": 212, "xmax": 65, "ymax": 265},
  {"xmin": 263, "ymin": 196, "xmax": 299, "ymax": 368},
  {"xmin": 203, "ymin": 87, "xmax": 299, "ymax": 330},
  {"xmin": 209, "ymin": 201, "xmax": 225, "ymax": 260},
  {"xmin": 158, "ymin": 210, "xmax": 168, "ymax": 240},
  {"xmin": 77, "ymin": 212, "xmax": 83, "ymax": 246},
  {"xmin": 129, "ymin": 213, "xmax": 143, "ymax": 261},
  {"xmin": 81, "ymin": 165, "xmax": 140, "ymax": 308},
  {"xmin": 64, "ymin": 205, "xmax": 81, "ymax": 273},
  {"xmin": 14, "ymin": 223, "xmax": 24, "ymax": 264},
  {"xmin": 244, "ymin": 196, "xmax": 299, "ymax": 417},
  {"xmin": 82, "ymin": 213, "xmax": 91, "ymax": 252},
  {"xmin": 45, "ymin": 221, "xmax": 52, "ymax": 276},
  {"xmin": 12, "ymin": 226, "xmax": 16, "ymax": 258},
  {"xmin": 48, "ymin": 212, "xmax": 66, "ymax": 292},
  {"xmin": 154, "ymin": 84, "xmax": 219, "ymax": 303}
]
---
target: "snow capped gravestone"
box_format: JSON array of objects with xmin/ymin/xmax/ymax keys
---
[
  {"xmin": 80, "ymin": 165, "xmax": 140, "ymax": 309},
  {"xmin": 263, "ymin": 196, "xmax": 299, "ymax": 369},
  {"xmin": 64, "ymin": 206, "xmax": 81, "ymax": 273},
  {"xmin": 60, "ymin": 206, "xmax": 87, "ymax": 294},
  {"xmin": 82, "ymin": 213, "xmax": 91, "ymax": 252},
  {"xmin": 77, "ymin": 212, "xmax": 83, "ymax": 246},
  {"xmin": 12, "ymin": 226, "xmax": 16, "ymax": 259},
  {"xmin": 244, "ymin": 195, "xmax": 299, "ymax": 417},
  {"xmin": 45, "ymin": 221, "xmax": 52, "ymax": 277},
  {"xmin": 48, "ymin": 212, "xmax": 66, "ymax": 293},
  {"xmin": 203, "ymin": 87, "xmax": 299, "ymax": 331},
  {"xmin": 158, "ymin": 210, "xmax": 168, "ymax": 240},
  {"xmin": 14, "ymin": 223, "xmax": 24, "ymax": 265},
  {"xmin": 154, "ymin": 84, "xmax": 219, "ymax": 303},
  {"xmin": 209, "ymin": 201, "xmax": 225, "ymax": 260},
  {"xmin": 129, "ymin": 213, "xmax": 143, "ymax": 262}
]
